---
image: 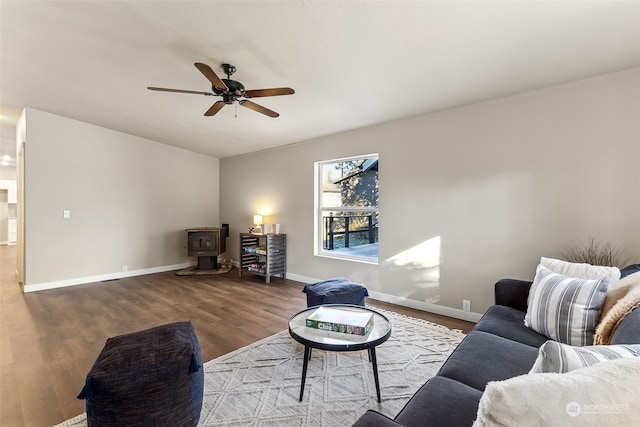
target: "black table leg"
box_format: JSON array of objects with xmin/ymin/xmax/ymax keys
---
[
  {"xmin": 299, "ymin": 345, "xmax": 311, "ymax": 401},
  {"xmin": 370, "ymin": 347, "xmax": 381, "ymax": 402}
]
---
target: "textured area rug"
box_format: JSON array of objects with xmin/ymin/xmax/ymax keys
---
[{"xmin": 54, "ymin": 309, "xmax": 465, "ymax": 427}]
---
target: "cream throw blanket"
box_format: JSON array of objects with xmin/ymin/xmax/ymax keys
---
[
  {"xmin": 473, "ymin": 358, "xmax": 640, "ymax": 427},
  {"xmin": 594, "ymin": 272, "xmax": 640, "ymax": 345}
]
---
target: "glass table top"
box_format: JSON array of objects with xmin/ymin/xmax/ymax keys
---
[{"xmin": 288, "ymin": 304, "xmax": 392, "ymax": 351}]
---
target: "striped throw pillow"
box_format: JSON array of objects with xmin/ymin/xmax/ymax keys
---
[
  {"xmin": 530, "ymin": 340, "xmax": 640, "ymax": 373},
  {"xmin": 524, "ymin": 264, "xmax": 609, "ymax": 346}
]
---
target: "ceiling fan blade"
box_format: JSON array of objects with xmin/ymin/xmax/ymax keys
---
[
  {"xmin": 194, "ymin": 62, "xmax": 228, "ymax": 91},
  {"xmin": 239, "ymin": 100, "xmax": 279, "ymax": 118},
  {"xmin": 244, "ymin": 87, "xmax": 295, "ymax": 98},
  {"xmin": 204, "ymin": 101, "xmax": 226, "ymax": 116},
  {"xmin": 147, "ymin": 87, "xmax": 214, "ymax": 96}
]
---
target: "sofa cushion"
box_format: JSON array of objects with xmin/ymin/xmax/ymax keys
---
[
  {"xmin": 540, "ymin": 256, "xmax": 621, "ymax": 281},
  {"xmin": 529, "ymin": 340, "xmax": 640, "ymax": 373},
  {"xmin": 351, "ymin": 410, "xmax": 403, "ymax": 427},
  {"xmin": 394, "ymin": 376, "xmax": 482, "ymax": 427},
  {"xmin": 610, "ymin": 307, "xmax": 640, "ymax": 345},
  {"xmin": 473, "ymin": 305, "xmax": 549, "ymax": 348},
  {"xmin": 621, "ymin": 264, "xmax": 640, "ymax": 278},
  {"xmin": 437, "ymin": 331, "xmax": 538, "ymax": 391},
  {"xmin": 525, "ymin": 265, "xmax": 609, "ymax": 346},
  {"xmin": 472, "ymin": 358, "xmax": 640, "ymax": 427},
  {"xmin": 494, "ymin": 278, "xmax": 532, "ymax": 312}
]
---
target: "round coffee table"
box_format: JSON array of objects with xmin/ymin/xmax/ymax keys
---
[{"xmin": 288, "ymin": 304, "xmax": 392, "ymax": 402}]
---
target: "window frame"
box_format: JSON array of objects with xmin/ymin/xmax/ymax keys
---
[{"xmin": 314, "ymin": 153, "xmax": 379, "ymax": 264}]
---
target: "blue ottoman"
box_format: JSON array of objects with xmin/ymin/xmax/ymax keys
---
[
  {"xmin": 302, "ymin": 277, "xmax": 369, "ymax": 307},
  {"xmin": 78, "ymin": 321, "xmax": 204, "ymax": 427}
]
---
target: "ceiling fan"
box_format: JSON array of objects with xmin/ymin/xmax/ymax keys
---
[{"xmin": 148, "ymin": 63, "xmax": 295, "ymax": 118}]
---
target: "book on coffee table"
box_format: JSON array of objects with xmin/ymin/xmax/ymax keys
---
[{"xmin": 305, "ymin": 306, "xmax": 373, "ymax": 336}]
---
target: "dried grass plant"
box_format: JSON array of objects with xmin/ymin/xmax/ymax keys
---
[{"xmin": 561, "ymin": 238, "xmax": 632, "ymax": 268}]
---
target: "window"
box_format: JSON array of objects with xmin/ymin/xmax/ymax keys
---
[{"xmin": 314, "ymin": 154, "xmax": 378, "ymax": 263}]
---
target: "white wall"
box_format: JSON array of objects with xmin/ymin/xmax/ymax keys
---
[
  {"xmin": 0, "ymin": 190, "xmax": 8, "ymax": 244},
  {"xmin": 1, "ymin": 125, "xmax": 18, "ymax": 181},
  {"xmin": 23, "ymin": 109, "xmax": 220, "ymax": 291},
  {"xmin": 0, "ymin": 133, "xmax": 17, "ymax": 245},
  {"xmin": 220, "ymin": 68, "xmax": 640, "ymax": 320}
]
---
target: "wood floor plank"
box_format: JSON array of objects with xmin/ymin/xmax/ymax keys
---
[{"xmin": 0, "ymin": 245, "xmax": 473, "ymax": 426}]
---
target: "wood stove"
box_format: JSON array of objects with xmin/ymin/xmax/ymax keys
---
[{"xmin": 186, "ymin": 226, "xmax": 228, "ymax": 270}]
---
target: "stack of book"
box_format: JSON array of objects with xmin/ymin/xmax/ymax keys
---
[
  {"xmin": 306, "ymin": 306, "xmax": 373, "ymax": 336},
  {"xmin": 247, "ymin": 263, "xmax": 265, "ymax": 273}
]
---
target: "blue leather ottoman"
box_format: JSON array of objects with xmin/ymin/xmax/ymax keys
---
[
  {"xmin": 78, "ymin": 321, "xmax": 204, "ymax": 427},
  {"xmin": 302, "ymin": 277, "xmax": 369, "ymax": 307}
]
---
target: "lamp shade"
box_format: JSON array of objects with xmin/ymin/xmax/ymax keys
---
[{"xmin": 253, "ymin": 215, "xmax": 263, "ymax": 225}]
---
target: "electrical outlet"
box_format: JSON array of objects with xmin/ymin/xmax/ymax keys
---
[
  {"xmin": 463, "ymin": 299, "xmax": 471, "ymax": 312},
  {"xmin": 122, "ymin": 265, "xmax": 128, "ymax": 272},
  {"xmin": 63, "ymin": 210, "xmax": 71, "ymax": 219}
]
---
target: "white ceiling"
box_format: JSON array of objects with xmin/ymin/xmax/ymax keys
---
[{"xmin": 1, "ymin": 1, "xmax": 639, "ymax": 160}]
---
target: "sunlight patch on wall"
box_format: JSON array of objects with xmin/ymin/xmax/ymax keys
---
[
  {"xmin": 388, "ymin": 235, "xmax": 441, "ymax": 269},
  {"xmin": 385, "ymin": 236, "xmax": 441, "ymax": 302}
]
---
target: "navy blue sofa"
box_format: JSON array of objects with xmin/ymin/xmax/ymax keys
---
[{"xmin": 352, "ymin": 266, "xmax": 640, "ymax": 427}]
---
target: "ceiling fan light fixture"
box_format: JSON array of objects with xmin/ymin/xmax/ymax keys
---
[{"xmin": 148, "ymin": 62, "xmax": 294, "ymax": 118}]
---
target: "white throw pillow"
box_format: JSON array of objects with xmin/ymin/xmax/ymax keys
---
[
  {"xmin": 540, "ymin": 257, "xmax": 621, "ymax": 281},
  {"xmin": 525, "ymin": 265, "xmax": 609, "ymax": 346},
  {"xmin": 529, "ymin": 340, "xmax": 640, "ymax": 373},
  {"xmin": 473, "ymin": 358, "xmax": 640, "ymax": 427}
]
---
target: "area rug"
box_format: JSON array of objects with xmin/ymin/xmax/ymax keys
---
[{"xmin": 54, "ymin": 309, "xmax": 465, "ymax": 427}]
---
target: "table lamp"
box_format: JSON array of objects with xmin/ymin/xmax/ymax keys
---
[{"xmin": 253, "ymin": 215, "xmax": 263, "ymax": 234}]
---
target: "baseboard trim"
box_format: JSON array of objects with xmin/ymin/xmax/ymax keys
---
[
  {"xmin": 23, "ymin": 262, "xmax": 193, "ymax": 293},
  {"xmin": 366, "ymin": 290, "xmax": 482, "ymax": 323},
  {"xmin": 283, "ymin": 272, "xmax": 316, "ymax": 284},
  {"xmin": 283, "ymin": 272, "xmax": 482, "ymax": 323}
]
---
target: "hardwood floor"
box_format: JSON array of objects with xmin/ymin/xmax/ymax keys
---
[{"xmin": 0, "ymin": 245, "xmax": 473, "ymax": 426}]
